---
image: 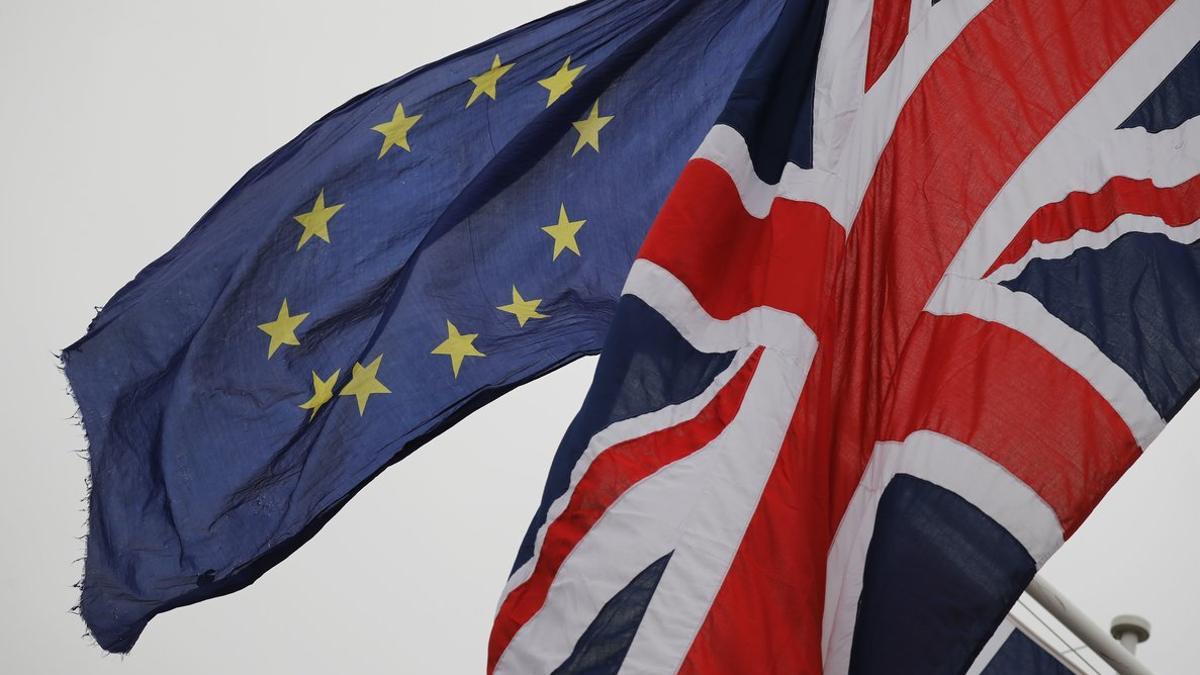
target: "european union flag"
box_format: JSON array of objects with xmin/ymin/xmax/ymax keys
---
[{"xmin": 61, "ymin": 0, "xmax": 782, "ymax": 652}]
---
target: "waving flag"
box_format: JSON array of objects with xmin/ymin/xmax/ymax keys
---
[
  {"xmin": 65, "ymin": 0, "xmax": 1200, "ymax": 670},
  {"xmin": 489, "ymin": 0, "xmax": 1200, "ymax": 673},
  {"xmin": 61, "ymin": 0, "xmax": 789, "ymax": 652}
]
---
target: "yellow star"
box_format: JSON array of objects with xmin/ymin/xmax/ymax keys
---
[
  {"xmin": 497, "ymin": 286, "xmax": 548, "ymax": 327},
  {"xmin": 538, "ymin": 57, "xmax": 584, "ymax": 107},
  {"xmin": 571, "ymin": 100, "xmax": 614, "ymax": 156},
  {"xmin": 257, "ymin": 299, "xmax": 309, "ymax": 359},
  {"xmin": 298, "ymin": 369, "xmax": 340, "ymax": 420},
  {"xmin": 466, "ymin": 54, "xmax": 515, "ymax": 108},
  {"xmin": 339, "ymin": 355, "xmax": 391, "ymax": 415},
  {"xmin": 431, "ymin": 320, "xmax": 485, "ymax": 378},
  {"xmin": 292, "ymin": 189, "xmax": 344, "ymax": 250},
  {"xmin": 371, "ymin": 102, "xmax": 422, "ymax": 158},
  {"xmin": 541, "ymin": 204, "xmax": 585, "ymax": 260}
]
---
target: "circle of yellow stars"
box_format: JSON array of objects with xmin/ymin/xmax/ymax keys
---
[{"xmin": 256, "ymin": 52, "xmax": 616, "ymax": 421}]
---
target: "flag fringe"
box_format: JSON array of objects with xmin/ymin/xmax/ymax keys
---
[{"xmin": 56, "ymin": 346, "xmax": 103, "ymax": 652}]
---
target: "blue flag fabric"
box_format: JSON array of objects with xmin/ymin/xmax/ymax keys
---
[{"xmin": 62, "ymin": 0, "xmax": 785, "ymax": 652}]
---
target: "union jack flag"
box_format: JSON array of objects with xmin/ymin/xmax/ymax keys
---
[{"xmin": 489, "ymin": 1, "xmax": 1200, "ymax": 673}]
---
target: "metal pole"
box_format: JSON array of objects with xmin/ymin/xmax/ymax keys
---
[{"xmin": 1025, "ymin": 576, "xmax": 1156, "ymax": 675}]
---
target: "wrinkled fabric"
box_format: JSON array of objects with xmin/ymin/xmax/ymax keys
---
[
  {"xmin": 62, "ymin": 0, "xmax": 784, "ymax": 652},
  {"xmin": 490, "ymin": 1, "xmax": 1200, "ymax": 673}
]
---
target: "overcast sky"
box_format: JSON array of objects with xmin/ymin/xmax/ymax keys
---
[{"xmin": 1, "ymin": 1, "xmax": 1196, "ymax": 673}]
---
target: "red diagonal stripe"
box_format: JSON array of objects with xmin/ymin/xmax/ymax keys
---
[
  {"xmin": 487, "ymin": 348, "xmax": 763, "ymax": 673},
  {"xmin": 864, "ymin": 0, "xmax": 910, "ymax": 91},
  {"xmin": 984, "ymin": 173, "xmax": 1200, "ymax": 277}
]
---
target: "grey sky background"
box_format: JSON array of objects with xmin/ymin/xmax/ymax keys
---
[{"xmin": 0, "ymin": 1, "xmax": 1196, "ymax": 673}]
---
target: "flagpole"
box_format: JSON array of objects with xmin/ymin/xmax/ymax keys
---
[{"xmin": 1025, "ymin": 576, "xmax": 1155, "ymax": 675}]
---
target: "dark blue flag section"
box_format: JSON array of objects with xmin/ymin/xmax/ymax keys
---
[{"xmin": 61, "ymin": 0, "xmax": 786, "ymax": 652}]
